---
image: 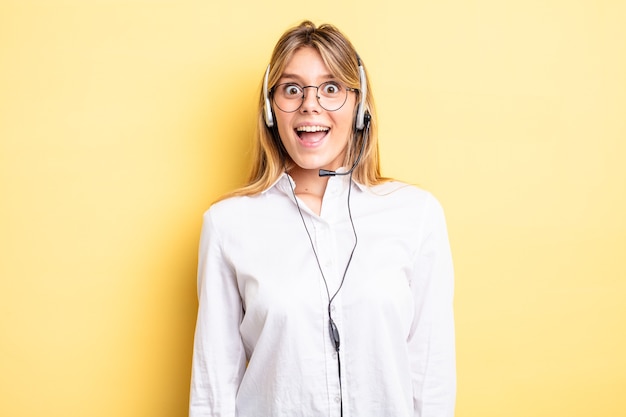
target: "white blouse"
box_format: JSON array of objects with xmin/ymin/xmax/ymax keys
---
[{"xmin": 189, "ymin": 173, "xmax": 456, "ymax": 417}]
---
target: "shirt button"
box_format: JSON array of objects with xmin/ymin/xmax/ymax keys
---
[
  {"xmin": 332, "ymin": 352, "xmax": 337, "ymax": 359},
  {"xmin": 334, "ymin": 396, "xmax": 341, "ymax": 403},
  {"xmin": 330, "ymin": 305, "xmax": 336, "ymax": 312}
]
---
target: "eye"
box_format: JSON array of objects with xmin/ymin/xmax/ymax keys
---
[
  {"xmin": 282, "ymin": 84, "xmax": 302, "ymax": 97},
  {"xmin": 321, "ymin": 82, "xmax": 342, "ymax": 96}
]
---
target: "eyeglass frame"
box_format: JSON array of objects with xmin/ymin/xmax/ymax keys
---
[{"xmin": 270, "ymin": 81, "xmax": 359, "ymax": 113}]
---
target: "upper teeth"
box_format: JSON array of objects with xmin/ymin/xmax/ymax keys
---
[{"xmin": 297, "ymin": 126, "xmax": 329, "ymax": 132}]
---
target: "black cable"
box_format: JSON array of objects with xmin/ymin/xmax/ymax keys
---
[{"xmin": 287, "ymin": 170, "xmax": 358, "ymax": 417}]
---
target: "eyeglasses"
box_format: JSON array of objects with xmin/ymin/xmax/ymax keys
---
[{"xmin": 271, "ymin": 81, "xmax": 358, "ymax": 113}]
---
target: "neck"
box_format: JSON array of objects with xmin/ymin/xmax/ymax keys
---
[
  {"xmin": 289, "ymin": 166, "xmax": 330, "ymax": 195},
  {"xmin": 288, "ymin": 166, "xmax": 332, "ymax": 215}
]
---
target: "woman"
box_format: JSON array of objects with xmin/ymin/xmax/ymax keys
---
[{"xmin": 190, "ymin": 21, "xmax": 456, "ymax": 417}]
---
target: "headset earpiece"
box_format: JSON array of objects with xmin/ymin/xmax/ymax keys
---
[
  {"xmin": 263, "ymin": 65, "xmax": 274, "ymax": 128},
  {"xmin": 355, "ymin": 56, "xmax": 368, "ymax": 131}
]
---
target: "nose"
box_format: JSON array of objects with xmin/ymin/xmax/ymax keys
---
[{"xmin": 300, "ymin": 86, "xmax": 321, "ymax": 113}]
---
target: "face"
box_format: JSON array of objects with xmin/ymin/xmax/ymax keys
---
[{"xmin": 273, "ymin": 47, "xmax": 357, "ymax": 174}]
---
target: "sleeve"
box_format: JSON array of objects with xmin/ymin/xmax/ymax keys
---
[
  {"xmin": 189, "ymin": 209, "xmax": 247, "ymax": 417},
  {"xmin": 408, "ymin": 194, "xmax": 456, "ymax": 417}
]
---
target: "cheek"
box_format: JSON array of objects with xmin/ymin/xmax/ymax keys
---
[
  {"xmin": 334, "ymin": 109, "xmax": 357, "ymax": 136},
  {"xmin": 338, "ymin": 100, "xmax": 358, "ymax": 128},
  {"xmin": 275, "ymin": 114, "xmax": 294, "ymax": 140}
]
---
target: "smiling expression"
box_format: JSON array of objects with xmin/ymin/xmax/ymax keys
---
[{"xmin": 273, "ymin": 47, "xmax": 357, "ymax": 174}]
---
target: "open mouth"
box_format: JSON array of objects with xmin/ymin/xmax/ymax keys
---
[{"xmin": 295, "ymin": 125, "xmax": 330, "ymax": 143}]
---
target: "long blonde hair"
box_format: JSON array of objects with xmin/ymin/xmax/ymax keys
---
[{"xmin": 222, "ymin": 21, "xmax": 389, "ymax": 200}]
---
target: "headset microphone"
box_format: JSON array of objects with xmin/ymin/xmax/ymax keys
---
[{"xmin": 319, "ymin": 112, "xmax": 371, "ymax": 177}]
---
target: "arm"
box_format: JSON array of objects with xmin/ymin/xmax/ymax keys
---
[
  {"xmin": 189, "ymin": 209, "xmax": 246, "ymax": 417},
  {"xmin": 408, "ymin": 195, "xmax": 456, "ymax": 417}
]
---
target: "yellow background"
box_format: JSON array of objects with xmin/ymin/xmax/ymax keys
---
[{"xmin": 1, "ymin": 1, "xmax": 625, "ymax": 416}]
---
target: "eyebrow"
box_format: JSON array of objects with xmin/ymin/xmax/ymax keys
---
[{"xmin": 278, "ymin": 73, "xmax": 336, "ymax": 83}]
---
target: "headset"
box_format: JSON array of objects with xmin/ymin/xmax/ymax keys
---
[{"xmin": 263, "ymin": 55, "xmax": 369, "ymax": 131}]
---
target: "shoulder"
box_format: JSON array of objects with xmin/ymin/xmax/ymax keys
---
[
  {"xmin": 357, "ymin": 181, "xmax": 449, "ymax": 238},
  {"xmin": 202, "ymin": 184, "xmax": 292, "ymax": 232},
  {"xmin": 206, "ymin": 174, "xmax": 292, "ymax": 219},
  {"xmin": 365, "ymin": 180, "xmax": 444, "ymax": 213},
  {"xmin": 198, "ymin": 195, "xmax": 262, "ymax": 249},
  {"xmin": 209, "ymin": 194, "xmax": 254, "ymax": 214},
  {"xmin": 203, "ymin": 194, "xmax": 258, "ymax": 227}
]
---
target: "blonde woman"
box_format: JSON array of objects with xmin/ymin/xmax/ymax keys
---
[{"xmin": 190, "ymin": 20, "xmax": 456, "ymax": 417}]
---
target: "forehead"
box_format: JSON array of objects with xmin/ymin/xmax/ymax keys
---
[{"xmin": 280, "ymin": 47, "xmax": 334, "ymax": 81}]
